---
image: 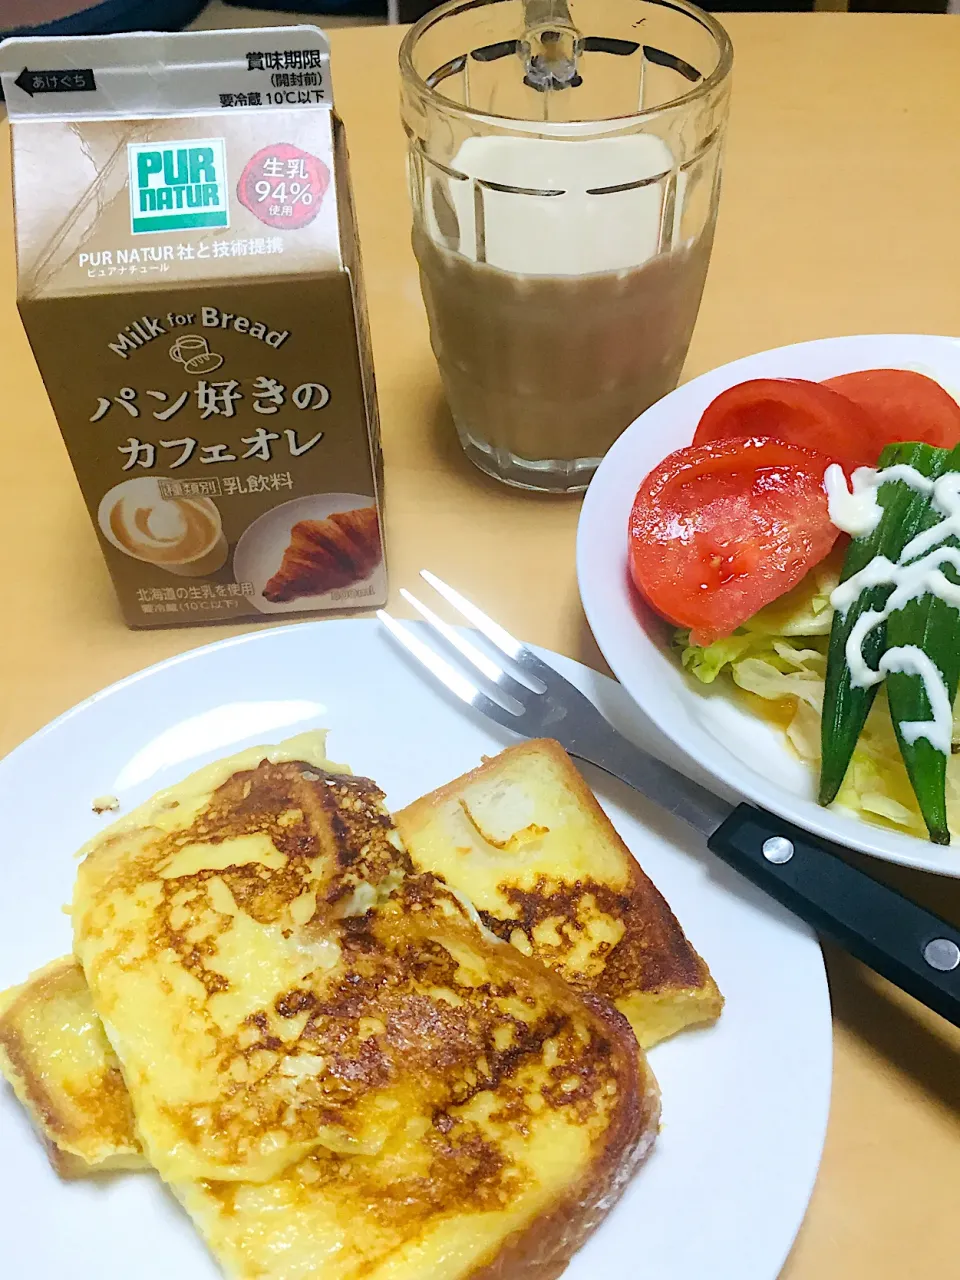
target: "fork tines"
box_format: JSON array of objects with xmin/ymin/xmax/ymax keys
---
[{"xmin": 377, "ymin": 571, "xmax": 551, "ymax": 732}]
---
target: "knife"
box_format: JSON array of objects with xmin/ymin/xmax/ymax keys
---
[{"xmin": 380, "ymin": 571, "xmax": 960, "ymax": 1029}]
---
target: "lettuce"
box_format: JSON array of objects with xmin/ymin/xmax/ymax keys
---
[
  {"xmin": 677, "ymin": 632, "xmax": 827, "ymax": 696},
  {"xmin": 740, "ymin": 552, "xmax": 841, "ymax": 638},
  {"xmin": 677, "ymin": 633, "xmax": 753, "ymax": 684},
  {"xmin": 731, "ymin": 647, "xmax": 826, "ymax": 709},
  {"xmin": 785, "ymin": 698, "xmax": 821, "ymax": 762},
  {"xmin": 674, "ymin": 548, "xmax": 960, "ymax": 836}
]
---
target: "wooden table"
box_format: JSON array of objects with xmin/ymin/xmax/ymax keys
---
[{"xmin": 2, "ymin": 14, "xmax": 960, "ymax": 1277}]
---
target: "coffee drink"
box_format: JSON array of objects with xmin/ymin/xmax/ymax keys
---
[
  {"xmin": 412, "ymin": 132, "xmax": 719, "ymax": 489},
  {"xmin": 414, "ymin": 225, "xmax": 715, "ymax": 475}
]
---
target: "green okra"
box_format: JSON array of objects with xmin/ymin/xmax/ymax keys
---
[
  {"xmin": 819, "ymin": 442, "xmax": 951, "ymax": 807},
  {"xmin": 884, "ymin": 442, "xmax": 960, "ymax": 845}
]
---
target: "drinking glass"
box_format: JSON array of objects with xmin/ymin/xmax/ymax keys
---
[{"xmin": 400, "ymin": 0, "xmax": 733, "ymax": 493}]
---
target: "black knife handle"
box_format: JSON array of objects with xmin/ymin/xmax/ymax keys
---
[{"xmin": 709, "ymin": 803, "xmax": 960, "ymax": 1027}]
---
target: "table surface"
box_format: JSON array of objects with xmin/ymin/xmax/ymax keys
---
[{"xmin": 2, "ymin": 14, "xmax": 960, "ymax": 1278}]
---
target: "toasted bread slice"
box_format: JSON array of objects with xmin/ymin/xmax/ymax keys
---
[
  {"xmin": 6, "ymin": 745, "xmax": 661, "ymax": 1277},
  {"xmin": 178, "ymin": 877, "xmax": 658, "ymax": 1280},
  {"xmin": 72, "ymin": 734, "xmax": 418, "ymax": 1184},
  {"xmin": 67, "ymin": 733, "xmax": 658, "ymax": 1278},
  {"xmin": 3, "ymin": 893, "xmax": 657, "ymax": 1278},
  {"xmin": 396, "ymin": 739, "xmax": 723, "ymax": 1049},
  {"xmin": 0, "ymin": 957, "xmax": 144, "ymax": 1176}
]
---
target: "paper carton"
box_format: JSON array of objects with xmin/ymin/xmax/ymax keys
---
[{"xmin": 0, "ymin": 26, "xmax": 385, "ymax": 627}]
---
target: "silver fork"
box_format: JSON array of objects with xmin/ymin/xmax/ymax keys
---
[{"xmin": 379, "ymin": 571, "xmax": 960, "ymax": 1029}]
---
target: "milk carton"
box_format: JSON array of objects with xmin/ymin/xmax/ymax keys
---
[{"xmin": 0, "ymin": 27, "xmax": 385, "ymax": 626}]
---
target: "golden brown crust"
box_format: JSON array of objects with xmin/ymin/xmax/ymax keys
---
[
  {"xmin": 397, "ymin": 739, "xmax": 722, "ymax": 1048},
  {"xmin": 175, "ymin": 930, "xmax": 658, "ymax": 1279},
  {"xmin": 73, "ymin": 760, "xmax": 417, "ymax": 1178},
  {"xmin": 85, "ymin": 760, "xmax": 405, "ymax": 915},
  {"xmin": 6, "ymin": 744, "xmax": 669, "ymax": 1274},
  {"xmin": 0, "ymin": 958, "xmax": 143, "ymax": 1176},
  {"xmin": 72, "ymin": 752, "xmax": 657, "ymax": 1208},
  {"xmin": 12, "ymin": 878, "xmax": 657, "ymax": 1269},
  {"xmin": 467, "ymin": 997, "xmax": 660, "ymax": 1280}
]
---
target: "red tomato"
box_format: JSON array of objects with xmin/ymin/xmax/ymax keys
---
[
  {"xmin": 823, "ymin": 369, "xmax": 960, "ymax": 452},
  {"xmin": 692, "ymin": 378, "xmax": 879, "ymax": 471},
  {"xmin": 628, "ymin": 437, "xmax": 839, "ymax": 646}
]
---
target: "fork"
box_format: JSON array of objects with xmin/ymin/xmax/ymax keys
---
[{"xmin": 379, "ymin": 571, "xmax": 960, "ymax": 1029}]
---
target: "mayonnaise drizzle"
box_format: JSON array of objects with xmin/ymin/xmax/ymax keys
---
[
  {"xmin": 824, "ymin": 461, "xmax": 935, "ymax": 537},
  {"xmin": 824, "ymin": 464, "xmax": 960, "ymax": 755}
]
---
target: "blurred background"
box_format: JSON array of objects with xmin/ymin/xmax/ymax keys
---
[{"xmin": 0, "ymin": 0, "xmax": 954, "ymax": 37}]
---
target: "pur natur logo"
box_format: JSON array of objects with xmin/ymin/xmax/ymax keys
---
[{"xmin": 128, "ymin": 138, "xmax": 229, "ymax": 235}]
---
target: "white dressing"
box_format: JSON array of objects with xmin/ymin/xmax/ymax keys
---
[
  {"xmin": 879, "ymin": 646, "xmax": 954, "ymax": 754},
  {"xmin": 827, "ymin": 464, "xmax": 960, "ymax": 756},
  {"xmin": 824, "ymin": 461, "xmax": 936, "ymax": 537},
  {"xmin": 824, "ymin": 464, "xmax": 883, "ymax": 536}
]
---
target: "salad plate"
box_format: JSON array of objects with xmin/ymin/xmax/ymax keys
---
[{"xmin": 577, "ymin": 333, "xmax": 960, "ymax": 876}]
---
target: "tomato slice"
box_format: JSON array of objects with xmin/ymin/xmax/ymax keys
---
[
  {"xmin": 822, "ymin": 369, "xmax": 960, "ymax": 452},
  {"xmin": 692, "ymin": 378, "xmax": 879, "ymax": 471},
  {"xmin": 628, "ymin": 436, "xmax": 839, "ymax": 646}
]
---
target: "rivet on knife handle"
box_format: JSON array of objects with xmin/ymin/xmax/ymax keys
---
[{"xmin": 709, "ymin": 803, "xmax": 960, "ymax": 1027}]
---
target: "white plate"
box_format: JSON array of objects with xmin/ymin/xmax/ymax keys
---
[
  {"xmin": 233, "ymin": 491, "xmax": 385, "ymax": 613},
  {"xmin": 578, "ymin": 333, "xmax": 960, "ymax": 876},
  {"xmin": 0, "ymin": 619, "xmax": 830, "ymax": 1280}
]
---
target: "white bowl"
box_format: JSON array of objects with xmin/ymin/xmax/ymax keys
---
[{"xmin": 577, "ymin": 333, "xmax": 960, "ymax": 876}]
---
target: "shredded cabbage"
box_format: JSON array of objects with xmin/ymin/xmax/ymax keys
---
[
  {"xmin": 678, "ymin": 634, "xmax": 753, "ymax": 684},
  {"xmin": 740, "ymin": 555, "xmax": 840, "ymax": 638},
  {"xmin": 676, "ymin": 632, "xmax": 826, "ymax": 703},
  {"xmin": 676, "ymin": 550, "xmax": 960, "ymax": 838}
]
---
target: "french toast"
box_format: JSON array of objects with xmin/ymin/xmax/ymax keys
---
[
  {"xmin": 1, "ymin": 910, "xmax": 657, "ymax": 1280},
  {"xmin": 0, "ymin": 957, "xmax": 144, "ymax": 1176},
  {"xmin": 52, "ymin": 734, "xmax": 659, "ymax": 1278},
  {"xmin": 396, "ymin": 739, "xmax": 723, "ymax": 1049},
  {"xmin": 178, "ymin": 878, "xmax": 658, "ymax": 1280},
  {"xmin": 72, "ymin": 732, "xmax": 414, "ymax": 1182}
]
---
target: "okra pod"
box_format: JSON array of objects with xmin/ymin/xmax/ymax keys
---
[
  {"xmin": 884, "ymin": 443, "xmax": 960, "ymax": 844},
  {"xmin": 819, "ymin": 442, "xmax": 950, "ymax": 806}
]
